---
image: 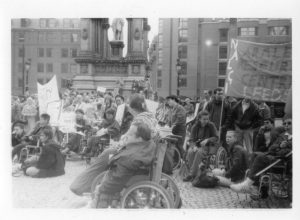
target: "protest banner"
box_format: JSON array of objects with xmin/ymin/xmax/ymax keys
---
[
  {"xmin": 224, "ymin": 39, "xmax": 292, "ymax": 103},
  {"xmin": 145, "ymin": 99, "xmax": 159, "ymax": 114},
  {"xmin": 58, "ymin": 111, "xmax": 76, "ymax": 133},
  {"xmin": 97, "ymin": 86, "xmax": 106, "ymax": 93},
  {"xmin": 37, "ymin": 75, "xmax": 60, "ymax": 114},
  {"xmin": 46, "ymin": 100, "xmax": 62, "ymax": 126},
  {"xmin": 115, "ymin": 103, "xmax": 125, "ymax": 126}
]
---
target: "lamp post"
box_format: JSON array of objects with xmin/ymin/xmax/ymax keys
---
[
  {"xmin": 25, "ymin": 59, "xmax": 31, "ymax": 93},
  {"xmin": 176, "ymin": 58, "xmax": 181, "ymax": 96}
]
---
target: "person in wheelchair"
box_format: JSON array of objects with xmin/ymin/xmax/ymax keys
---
[
  {"xmin": 89, "ymin": 121, "xmax": 155, "ymax": 208},
  {"xmin": 211, "ymin": 130, "xmax": 249, "ymax": 187},
  {"xmin": 61, "ymin": 109, "xmax": 91, "ymax": 155},
  {"xmin": 70, "ymin": 94, "xmax": 158, "ymax": 196},
  {"xmin": 83, "ymin": 108, "xmax": 120, "ymax": 157},
  {"xmin": 12, "ymin": 113, "xmax": 51, "ymax": 161},
  {"xmin": 230, "ymin": 117, "xmax": 292, "ymax": 194},
  {"xmin": 183, "ymin": 110, "xmax": 218, "ymax": 182},
  {"xmin": 22, "ymin": 126, "xmax": 65, "ymax": 178}
]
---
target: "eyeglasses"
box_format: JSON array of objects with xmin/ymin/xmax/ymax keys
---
[{"xmin": 283, "ymin": 121, "xmax": 292, "ymax": 126}]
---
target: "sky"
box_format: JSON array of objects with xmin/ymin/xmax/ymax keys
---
[{"xmin": 107, "ymin": 17, "xmax": 159, "ymax": 56}]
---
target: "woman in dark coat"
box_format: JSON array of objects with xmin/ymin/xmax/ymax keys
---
[{"xmin": 24, "ymin": 126, "xmax": 65, "ymax": 178}]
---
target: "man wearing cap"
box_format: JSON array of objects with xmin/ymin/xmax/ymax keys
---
[{"xmin": 166, "ymin": 95, "xmax": 187, "ymax": 155}]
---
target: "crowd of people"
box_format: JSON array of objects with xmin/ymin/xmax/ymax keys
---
[{"xmin": 11, "ymin": 86, "xmax": 292, "ymax": 207}]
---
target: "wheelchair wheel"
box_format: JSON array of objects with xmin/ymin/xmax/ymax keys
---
[
  {"xmin": 120, "ymin": 181, "xmax": 174, "ymax": 208},
  {"xmin": 90, "ymin": 172, "xmax": 107, "ymax": 197},
  {"xmin": 160, "ymin": 173, "xmax": 181, "ymax": 208},
  {"xmin": 172, "ymin": 146, "xmax": 181, "ymax": 171},
  {"xmin": 215, "ymin": 146, "xmax": 227, "ymax": 169}
]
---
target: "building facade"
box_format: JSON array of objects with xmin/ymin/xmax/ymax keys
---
[
  {"xmin": 11, "ymin": 18, "xmax": 81, "ymax": 95},
  {"xmin": 149, "ymin": 18, "xmax": 292, "ymax": 98}
]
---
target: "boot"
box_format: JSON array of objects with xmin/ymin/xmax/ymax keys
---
[{"xmin": 230, "ymin": 177, "xmax": 255, "ymax": 194}]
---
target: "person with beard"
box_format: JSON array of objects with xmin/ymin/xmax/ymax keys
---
[{"xmin": 12, "ymin": 122, "xmax": 26, "ymax": 147}]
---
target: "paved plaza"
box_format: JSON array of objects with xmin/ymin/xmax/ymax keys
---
[{"xmin": 12, "ymin": 159, "xmax": 291, "ymax": 209}]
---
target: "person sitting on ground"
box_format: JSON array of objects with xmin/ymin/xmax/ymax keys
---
[
  {"xmin": 61, "ymin": 109, "xmax": 90, "ymax": 155},
  {"xmin": 12, "ymin": 113, "xmax": 51, "ymax": 160},
  {"xmin": 90, "ymin": 121, "xmax": 156, "ymax": 208},
  {"xmin": 230, "ymin": 117, "xmax": 292, "ymax": 194},
  {"xmin": 211, "ymin": 130, "xmax": 249, "ymax": 187},
  {"xmin": 83, "ymin": 108, "xmax": 120, "ymax": 157},
  {"xmin": 69, "ymin": 93, "xmax": 158, "ymax": 196},
  {"xmin": 12, "ymin": 122, "xmax": 26, "ymax": 147},
  {"xmin": 183, "ymin": 110, "xmax": 218, "ymax": 182},
  {"xmin": 23, "ymin": 126, "xmax": 65, "ymax": 178}
]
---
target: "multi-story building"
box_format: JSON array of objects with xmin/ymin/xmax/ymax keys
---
[
  {"xmin": 148, "ymin": 35, "xmax": 158, "ymax": 91},
  {"xmin": 149, "ymin": 18, "xmax": 292, "ymax": 98},
  {"xmin": 11, "ymin": 18, "xmax": 81, "ymax": 95}
]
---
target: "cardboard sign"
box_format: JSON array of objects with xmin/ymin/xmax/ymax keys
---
[
  {"xmin": 58, "ymin": 111, "xmax": 76, "ymax": 133},
  {"xmin": 115, "ymin": 103, "xmax": 125, "ymax": 126},
  {"xmin": 145, "ymin": 99, "xmax": 159, "ymax": 114},
  {"xmin": 97, "ymin": 86, "xmax": 106, "ymax": 93},
  {"xmin": 225, "ymin": 39, "xmax": 292, "ymax": 103},
  {"xmin": 46, "ymin": 100, "xmax": 62, "ymax": 126}
]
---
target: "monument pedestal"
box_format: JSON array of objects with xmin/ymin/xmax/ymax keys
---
[{"xmin": 110, "ymin": 41, "xmax": 124, "ymax": 59}]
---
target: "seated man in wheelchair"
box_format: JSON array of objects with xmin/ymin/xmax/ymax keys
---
[
  {"xmin": 12, "ymin": 122, "xmax": 26, "ymax": 147},
  {"xmin": 82, "ymin": 108, "xmax": 120, "ymax": 157},
  {"xmin": 230, "ymin": 117, "xmax": 292, "ymax": 194},
  {"xmin": 22, "ymin": 126, "xmax": 65, "ymax": 178},
  {"xmin": 61, "ymin": 109, "xmax": 91, "ymax": 155},
  {"xmin": 12, "ymin": 113, "xmax": 51, "ymax": 161},
  {"xmin": 183, "ymin": 110, "xmax": 218, "ymax": 182},
  {"xmin": 211, "ymin": 130, "xmax": 249, "ymax": 187}
]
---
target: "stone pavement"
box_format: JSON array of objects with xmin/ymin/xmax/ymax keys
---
[{"xmin": 12, "ymin": 160, "xmax": 291, "ymax": 209}]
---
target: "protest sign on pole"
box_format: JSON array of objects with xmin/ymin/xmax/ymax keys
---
[
  {"xmin": 145, "ymin": 99, "xmax": 159, "ymax": 114},
  {"xmin": 37, "ymin": 75, "xmax": 60, "ymax": 114},
  {"xmin": 59, "ymin": 111, "xmax": 76, "ymax": 133},
  {"xmin": 224, "ymin": 39, "xmax": 292, "ymax": 103},
  {"xmin": 97, "ymin": 86, "xmax": 106, "ymax": 93},
  {"xmin": 115, "ymin": 103, "xmax": 125, "ymax": 126}
]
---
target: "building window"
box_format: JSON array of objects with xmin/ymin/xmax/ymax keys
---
[
  {"xmin": 46, "ymin": 32, "xmax": 56, "ymax": 42},
  {"xmin": 38, "ymin": 48, "xmax": 44, "ymax": 57},
  {"xmin": 178, "ymin": 18, "xmax": 188, "ymax": 29},
  {"xmin": 219, "ymin": 46, "xmax": 227, "ymax": 59},
  {"xmin": 38, "ymin": 32, "xmax": 46, "ymax": 42},
  {"xmin": 71, "ymin": 33, "xmax": 78, "ymax": 42},
  {"xmin": 179, "ymin": 78, "xmax": 187, "ymax": 87},
  {"xmin": 80, "ymin": 64, "xmax": 88, "ymax": 74},
  {"xmin": 158, "ymin": 35, "xmax": 163, "ymax": 47},
  {"xmin": 70, "ymin": 48, "xmax": 77, "ymax": 57},
  {"xmin": 159, "ymin": 19, "xmax": 163, "ymax": 33},
  {"xmin": 20, "ymin": 19, "xmax": 30, "ymax": 27},
  {"xmin": 178, "ymin": 29, "xmax": 187, "ymax": 43},
  {"xmin": 268, "ymin": 26, "xmax": 289, "ymax": 36},
  {"xmin": 70, "ymin": 64, "xmax": 77, "ymax": 73},
  {"xmin": 18, "ymin": 48, "xmax": 24, "ymax": 57},
  {"xmin": 40, "ymin": 19, "xmax": 47, "ymax": 28},
  {"xmin": 48, "ymin": 19, "xmax": 57, "ymax": 28},
  {"xmin": 158, "ymin": 49, "xmax": 163, "ymax": 64},
  {"xmin": 62, "ymin": 33, "xmax": 70, "ymax": 42},
  {"xmin": 72, "ymin": 19, "xmax": 80, "ymax": 28},
  {"xmin": 157, "ymin": 79, "xmax": 162, "ymax": 88},
  {"xmin": 46, "ymin": 63, "xmax": 53, "ymax": 73},
  {"xmin": 37, "ymin": 63, "xmax": 44, "ymax": 73},
  {"xmin": 218, "ymin": 78, "xmax": 225, "ymax": 87},
  {"xmin": 61, "ymin": 48, "xmax": 68, "ymax": 58},
  {"xmin": 218, "ymin": 62, "xmax": 227, "ymax": 75},
  {"xmin": 238, "ymin": 27, "xmax": 258, "ymax": 36},
  {"xmin": 180, "ymin": 61, "xmax": 187, "ymax": 75},
  {"xmin": 37, "ymin": 78, "xmax": 44, "ymax": 84},
  {"xmin": 46, "ymin": 48, "xmax": 52, "ymax": 57},
  {"xmin": 61, "ymin": 63, "xmax": 69, "ymax": 73},
  {"xmin": 178, "ymin": 45, "xmax": 187, "ymax": 59},
  {"xmin": 18, "ymin": 32, "xmax": 25, "ymax": 42},
  {"xmin": 157, "ymin": 69, "xmax": 162, "ymax": 77},
  {"xmin": 219, "ymin": 29, "xmax": 228, "ymax": 42},
  {"xmin": 63, "ymin": 19, "xmax": 72, "ymax": 28},
  {"xmin": 18, "ymin": 63, "xmax": 23, "ymax": 72},
  {"xmin": 18, "ymin": 78, "xmax": 23, "ymax": 88}
]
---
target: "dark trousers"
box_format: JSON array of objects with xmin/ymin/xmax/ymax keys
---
[
  {"xmin": 65, "ymin": 133, "xmax": 83, "ymax": 153},
  {"xmin": 70, "ymin": 148, "xmax": 118, "ymax": 196},
  {"xmin": 12, "ymin": 140, "xmax": 37, "ymax": 160},
  {"xmin": 248, "ymin": 153, "xmax": 273, "ymax": 181},
  {"xmin": 172, "ymin": 124, "xmax": 186, "ymax": 156}
]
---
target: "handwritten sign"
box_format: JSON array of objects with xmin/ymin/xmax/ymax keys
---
[
  {"xmin": 225, "ymin": 39, "xmax": 292, "ymax": 103},
  {"xmin": 97, "ymin": 86, "xmax": 106, "ymax": 93},
  {"xmin": 59, "ymin": 111, "xmax": 76, "ymax": 133},
  {"xmin": 145, "ymin": 99, "xmax": 159, "ymax": 114},
  {"xmin": 115, "ymin": 103, "xmax": 125, "ymax": 126},
  {"xmin": 37, "ymin": 75, "xmax": 60, "ymax": 114},
  {"xmin": 46, "ymin": 100, "xmax": 62, "ymax": 126}
]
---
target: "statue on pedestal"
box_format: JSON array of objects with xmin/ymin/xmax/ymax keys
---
[{"xmin": 111, "ymin": 18, "xmax": 125, "ymax": 41}]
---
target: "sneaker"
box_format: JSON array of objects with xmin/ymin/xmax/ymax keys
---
[
  {"xmin": 216, "ymin": 176, "xmax": 232, "ymax": 187},
  {"xmin": 183, "ymin": 175, "xmax": 194, "ymax": 182},
  {"xmin": 230, "ymin": 178, "xmax": 255, "ymax": 194}
]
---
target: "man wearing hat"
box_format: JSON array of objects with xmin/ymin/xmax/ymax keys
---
[{"xmin": 166, "ymin": 95, "xmax": 187, "ymax": 155}]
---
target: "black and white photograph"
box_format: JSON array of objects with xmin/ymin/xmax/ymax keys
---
[{"xmin": 1, "ymin": 0, "xmax": 299, "ymax": 219}]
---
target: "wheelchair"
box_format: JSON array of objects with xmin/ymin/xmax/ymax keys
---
[
  {"xmin": 18, "ymin": 141, "xmax": 41, "ymax": 163},
  {"xmin": 89, "ymin": 134, "xmax": 182, "ymax": 209}
]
